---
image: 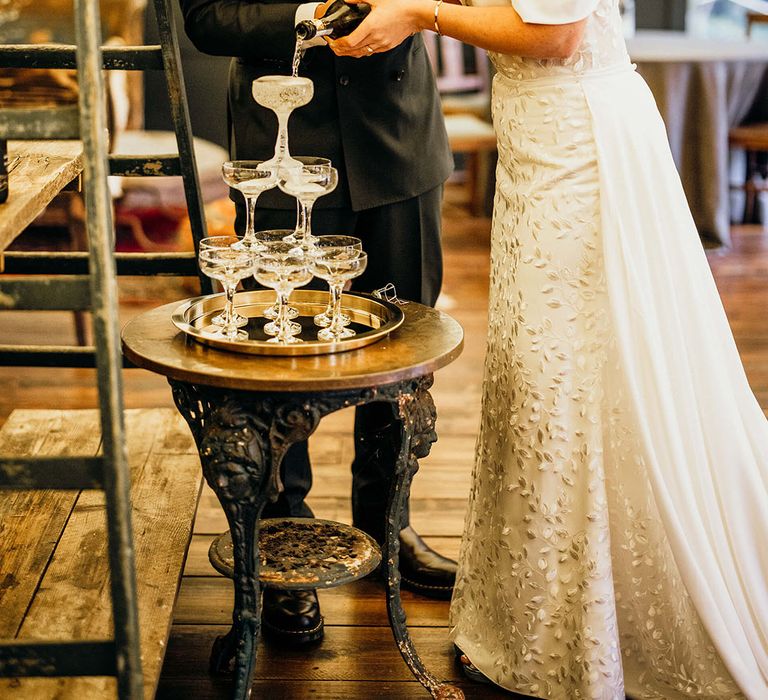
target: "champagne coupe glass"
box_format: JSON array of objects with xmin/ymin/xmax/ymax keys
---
[
  {"xmin": 252, "ymin": 229, "xmax": 301, "ymax": 320},
  {"xmin": 221, "ymin": 161, "xmax": 277, "ymax": 251},
  {"xmin": 278, "ymin": 163, "xmax": 338, "ymax": 248},
  {"xmin": 198, "ymin": 235, "xmax": 249, "ymax": 328},
  {"xmin": 253, "ymin": 245, "xmax": 313, "ymax": 344},
  {"xmin": 198, "ymin": 246, "xmax": 254, "ymax": 340},
  {"xmin": 283, "ymin": 156, "xmax": 331, "ymax": 237},
  {"xmin": 311, "ymin": 235, "xmax": 363, "ymax": 328},
  {"xmin": 313, "ymin": 252, "xmax": 368, "ymax": 341},
  {"xmin": 255, "ymin": 241, "xmax": 306, "ymax": 338},
  {"xmin": 252, "ymin": 76, "xmax": 314, "ymax": 171}
]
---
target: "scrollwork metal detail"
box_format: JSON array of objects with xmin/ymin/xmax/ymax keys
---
[{"xmin": 168, "ymin": 375, "xmax": 461, "ymax": 700}]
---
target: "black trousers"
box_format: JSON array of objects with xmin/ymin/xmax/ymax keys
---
[{"xmin": 237, "ymin": 186, "xmax": 443, "ymax": 543}]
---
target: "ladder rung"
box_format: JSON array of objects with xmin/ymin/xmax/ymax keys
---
[
  {"xmin": 0, "ymin": 106, "xmax": 79, "ymax": 140},
  {"xmin": 0, "ymin": 456, "xmax": 104, "ymax": 490},
  {"xmin": 109, "ymin": 154, "xmax": 182, "ymax": 177},
  {"xmin": 2, "ymin": 251, "xmax": 199, "ymax": 276},
  {"xmin": 117, "ymin": 251, "xmax": 199, "ymax": 275},
  {"xmin": 0, "ymin": 346, "xmax": 97, "ymax": 368},
  {"xmin": 0, "ymin": 346, "xmax": 139, "ymax": 369},
  {"xmin": 0, "ymin": 44, "xmax": 164, "ymax": 71},
  {"xmin": 0, "ymin": 278, "xmax": 91, "ymax": 311},
  {"xmin": 0, "ymin": 641, "xmax": 116, "ymax": 676}
]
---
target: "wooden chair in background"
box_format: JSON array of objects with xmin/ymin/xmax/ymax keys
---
[
  {"xmin": 747, "ymin": 11, "xmax": 768, "ymax": 36},
  {"xmin": 728, "ymin": 12, "xmax": 768, "ymax": 224},
  {"xmin": 730, "ymin": 123, "xmax": 768, "ymax": 224},
  {"xmin": 424, "ymin": 32, "xmax": 497, "ymax": 217}
]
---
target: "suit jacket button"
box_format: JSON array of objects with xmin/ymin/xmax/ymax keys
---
[
  {"xmin": 393, "ymin": 70, "xmax": 405, "ymax": 81},
  {"xmin": 339, "ymin": 75, "xmax": 350, "ymax": 86}
]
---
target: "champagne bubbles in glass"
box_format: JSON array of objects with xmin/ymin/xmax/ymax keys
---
[{"xmin": 252, "ymin": 76, "xmax": 314, "ymax": 172}]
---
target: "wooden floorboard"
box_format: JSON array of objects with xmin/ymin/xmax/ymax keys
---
[
  {"xmin": 1, "ymin": 207, "xmax": 766, "ymax": 698},
  {"xmin": 157, "ymin": 625, "xmax": 511, "ymax": 699},
  {"xmin": 174, "ymin": 575, "xmax": 453, "ymax": 628},
  {"xmin": 0, "ymin": 409, "xmax": 203, "ymax": 700}
]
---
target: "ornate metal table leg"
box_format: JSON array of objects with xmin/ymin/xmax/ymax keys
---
[
  {"xmin": 209, "ymin": 499, "xmax": 263, "ymax": 696},
  {"xmin": 383, "ymin": 375, "xmax": 465, "ymax": 700},
  {"xmin": 171, "ymin": 382, "xmax": 283, "ymax": 699},
  {"xmin": 170, "ymin": 380, "xmax": 348, "ymax": 699}
]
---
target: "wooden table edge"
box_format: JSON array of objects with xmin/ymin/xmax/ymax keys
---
[{"xmin": 121, "ymin": 301, "xmax": 465, "ymax": 393}]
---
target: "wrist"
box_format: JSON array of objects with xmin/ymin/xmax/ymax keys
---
[{"xmin": 412, "ymin": 0, "xmax": 438, "ymax": 32}]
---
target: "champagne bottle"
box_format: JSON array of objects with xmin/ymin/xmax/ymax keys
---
[
  {"xmin": 296, "ymin": 0, "xmax": 371, "ymax": 41},
  {"xmin": 0, "ymin": 139, "xmax": 8, "ymax": 205}
]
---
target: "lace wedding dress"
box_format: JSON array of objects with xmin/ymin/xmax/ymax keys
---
[{"xmin": 448, "ymin": 1, "xmax": 768, "ymax": 698}]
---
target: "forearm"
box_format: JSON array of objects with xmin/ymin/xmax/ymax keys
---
[
  {"xmin": 332, "ymin": 0, "xmax": 586, "ymax": 61},
  {"xmin": 413, "ymin": 1, "xmax": 584, "ymax": 59}
]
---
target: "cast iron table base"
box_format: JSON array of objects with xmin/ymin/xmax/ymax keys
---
[{"xmin": 170, "ymin": 374, "xmax": 465, "ymax": 700}]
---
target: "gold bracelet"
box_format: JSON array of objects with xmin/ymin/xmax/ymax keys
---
[{"xmin": 433, "ymin": 0, "xmax": 443, "ymax": 35}]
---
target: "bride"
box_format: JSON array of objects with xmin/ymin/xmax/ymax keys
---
[{"xmin": 329, "ymin": 0, "xmax": 768, "ymax": 698}]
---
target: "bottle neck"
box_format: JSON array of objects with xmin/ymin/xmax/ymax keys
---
[
  {"xmin": 295, "ymin": 19, "xmax": 332, "ymax": 40},
  {"xmin": 295, "ymin": 2, "xmax": 371, "ymax": 40}
]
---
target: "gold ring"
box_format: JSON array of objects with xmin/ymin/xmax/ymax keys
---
[{"xmin": 366, "ymin": 46, "xmax": 373, "ymax": 54}]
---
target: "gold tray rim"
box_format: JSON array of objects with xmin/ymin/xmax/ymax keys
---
[{"xmin": 171, "ymin": 289, "xmax": 405, "ymax": 357}]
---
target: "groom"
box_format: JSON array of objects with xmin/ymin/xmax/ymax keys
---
[{"xmin": 180, "ymin": 0, "xmax": 456, "ymax": 647}]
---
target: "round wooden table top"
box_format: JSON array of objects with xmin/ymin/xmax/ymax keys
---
[{"xmin": 121, "ymin": 298, "xmax": 464, "ymax": 392}]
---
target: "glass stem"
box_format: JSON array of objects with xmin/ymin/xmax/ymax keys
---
[
  {"xmin": 323, "ymin": 283, "xmax": 334, "ymax": 318},
  {"xmin": 329, "ymin": 281, "xmax": 344, "ymax": 333},
  {"xmin": 274, "ymin": 109, "xmax": 290, "ymax": 164},
  {"xmin": 244, "ymin": 194, "xmax": 257, "ymax": 243},
  {"xmin": 295, "ymin": 201, "xmax": 307, "ymax": 244},
  {"xmin": 294, "ymin": 199, "xmax": 302, "ymax": 236},
  {"xmin": 276, "ymin": 287, "xmax": 291, "ymax": 341},
  {"xmin": 303, "ymin": 198, "xmax": 316, "ymax": 241},
  {"xmin": 223, "ymin": 281, "xmax": 237, "ymax": 331}
]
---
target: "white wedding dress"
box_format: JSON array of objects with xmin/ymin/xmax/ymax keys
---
[{"xmin": 448, "ymin": 1, "xmax": 768, "ymax": 698}]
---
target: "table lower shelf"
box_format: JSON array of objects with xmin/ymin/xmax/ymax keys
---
[{"xmin": 208, "ymin": 517, "xmax": 382, "ymax": 589}]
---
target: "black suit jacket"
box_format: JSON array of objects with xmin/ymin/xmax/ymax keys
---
[{"xmin": 179, "ymin": 0, "xmax": 453, "ymax": 211}]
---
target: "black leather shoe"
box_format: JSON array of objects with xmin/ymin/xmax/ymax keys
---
[
  {"xmin": 397, "ymin": 526, "xmax": 457, "ymax": 600},
  {"xmin": 262, "ymin": 588, "xmax": 324, "ymax": 647}
]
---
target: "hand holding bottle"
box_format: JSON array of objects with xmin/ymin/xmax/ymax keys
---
[
  {"xmin": 295, "ymin": 0, "xmax": 371, "ymax": 41},
  {"xmin": 327, "ymin": 0, "xmax": 426, "ymax": 59}
]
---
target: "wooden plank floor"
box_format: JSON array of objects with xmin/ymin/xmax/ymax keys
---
[
  {"xmin": 1, "ymin": 205, "xmax": 767, "ymax": 698},
  {"xmin": 0, "ymin": 408, "xmax": 202, "ymax": 700}
]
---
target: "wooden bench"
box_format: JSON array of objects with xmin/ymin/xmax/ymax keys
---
[{"xmin": 0, "ymin": 407, "xmax": 202, "ymax": 698}]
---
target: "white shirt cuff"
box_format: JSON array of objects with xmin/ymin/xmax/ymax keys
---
[{"xmin": 295, "ymin": 3, "xmax": 326, "ymax": 48}]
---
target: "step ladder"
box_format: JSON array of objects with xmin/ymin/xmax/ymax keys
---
[
  {"xmin": 0, "ymin": 0, "xmax": 212, "ymax": 302},
  {"xmin": 0, "ymin": 0, "xmax": 144, "ymax": 696}
]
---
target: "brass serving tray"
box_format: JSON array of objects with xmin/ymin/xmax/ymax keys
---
[{"xmin": 171, "ymin": 289, "xmax": 405, "ymax": 356}]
